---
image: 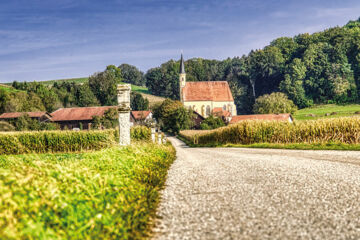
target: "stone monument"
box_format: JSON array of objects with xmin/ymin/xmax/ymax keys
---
[{"xmin": 117, "ymin": 84, "xmax": 131, "ymax": 146}]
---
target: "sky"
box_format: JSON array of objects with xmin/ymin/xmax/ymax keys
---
[{"xmin": 0, "ymin": 0, "xmax": 360, "ymax": 82}]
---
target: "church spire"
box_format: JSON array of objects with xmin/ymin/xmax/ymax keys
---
[{"xmin": 180, "ymin": 53, "xmax": 185, "ymax": 74}]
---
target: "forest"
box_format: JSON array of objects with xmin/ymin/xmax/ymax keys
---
[
  {"xmin": 1, "ymin": 18, "xmax": 360, "ymax": 115},
  {"xmin": 146, "ymin": 18, "xmax": 360, "ymax": 113}
]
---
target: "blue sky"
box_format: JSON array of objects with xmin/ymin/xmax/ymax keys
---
[{"xmin": 0, "ymin": 0, "xmax": 360, "ymax": 82}]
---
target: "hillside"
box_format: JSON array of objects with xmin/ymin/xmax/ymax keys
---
[{"xmin": 294, "ymin": 104, "xmax": 360, "ymax": 120}]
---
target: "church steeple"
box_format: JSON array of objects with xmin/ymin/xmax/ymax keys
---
[
  {"xmin": 179, "ymin": 53, "xmax": 186, "ymax": 102},
  {"xmin": 180, "ymin": 53, "xmax": 186, "ymax": 74}
]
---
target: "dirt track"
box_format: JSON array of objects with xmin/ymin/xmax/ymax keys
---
[{"xmin": 153, "ymin": 137, "xmax": 360, "ymax": 239}]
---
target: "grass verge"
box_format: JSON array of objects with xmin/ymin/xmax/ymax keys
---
[
  {"xmin": 0, "ymin": 142, "xmax": 176, "ymax": 239},
  {"xmin": 178, "ymin": 135, "xmax": 360, "ymax": 150}
]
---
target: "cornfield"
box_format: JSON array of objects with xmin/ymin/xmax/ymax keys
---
[
  {"xmin": 0, "ymin": 126, "xmax": 152, "ymax": 155},
  {"xmin": 180, "ymin": 117, "xmax": 360, "ymax": 145}
]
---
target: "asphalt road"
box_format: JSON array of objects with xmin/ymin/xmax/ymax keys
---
[{"xmin": 152, "ymin": 137, "xmax": 360, "ymax": 240}]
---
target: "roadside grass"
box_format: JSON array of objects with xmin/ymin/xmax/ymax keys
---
[
  {"xmin": 294, "ymin": 104, "xmax": 360, "ymax": 120},
  {"xmin": 0, "ymin": 142, "xmax": 175, "ymax": 239},
  {"xmin": 178, "ymin": 135, "xmax": 360, "ymax": 150}
]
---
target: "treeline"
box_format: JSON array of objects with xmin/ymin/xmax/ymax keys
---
[
  {"xmin": 0, "ymin": 64, "xmax": 148, "ymax": 114},
  {"xmin": 145, "ymin": 18, "xmax": 360, "ymax": 114}
]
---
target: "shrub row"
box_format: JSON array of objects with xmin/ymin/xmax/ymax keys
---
[
  {"xmin": 0, "ymin": 126, "xmax": 152, "ymax": 155},
  {"xmin": 180, "ymin": 117, "xmax": 360, "ymax": 145}
]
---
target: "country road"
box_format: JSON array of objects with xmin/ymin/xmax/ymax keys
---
[{"xmin": 153, "ymin": 137, "xmax": 360, "ymax": 239}]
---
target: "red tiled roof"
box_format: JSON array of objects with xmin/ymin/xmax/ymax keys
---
[
  {"xmin": 183, "ymin": 81, "xmax": 234, "ymax": 101},
  {"xmin": 0, "ymin": 112, "xmax": 47, "ymax": 119},
  {"xmin": 131, "ymin": 111, "xmax": 151, "ymax": 120},
  {"xmin": 212, "ymin": 107, "xmax": 231, "ymax": 117},
  {"xmin": 51, "ymin": 106, "xmax": 116, "ymax": 121},
  {"xmin": 230, "ymin": 114, "xmax": 292, "ymax": 124}
]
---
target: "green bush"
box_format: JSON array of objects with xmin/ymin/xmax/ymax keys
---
[
  {"xmin": 200, "ymin": 116, "xmax": 225, "ymax": 130},
  {"xmin": 0, "ymin": 143, "xmax": 176, "ymax": 239},
  {"xmin": 253, "ymin": 92, "xmax": 298, "ymax": 114}
]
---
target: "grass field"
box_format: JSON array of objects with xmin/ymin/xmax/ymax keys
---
[
  {"xmin": 294, "ymin": 104, "xmax": 360, "ymax": 120},
  {"xmin": 0, "ymin": 142, "xmax": 175, "ymax": 239},
  {"xmin": 0, "ymin": 84, "xmax": 23, "ymax": 93}
]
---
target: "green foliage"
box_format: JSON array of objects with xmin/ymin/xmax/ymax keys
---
[
  {"xmin": 11, "ymin": 114, "xmax": 58, "ymax": 131},
  {"xmin": 119, "ymin": 63, "xmax": 145, "ymax": 86},
  {"xmin": 180, "ymin": 117, "xmax": 360, "ymax": 146},
  {"xmin": 0, "ymin": 143, "xmax": 176, "ymax": 239},
  {"xmin": 0, "ymin": 129, "xmax": 118, "ymax": 155},
  {"xmin": 131, "ymin": 92, "xmax": 149, "ymax": 111},
  {"xmin": 0, "ymin": 121, "xmax": 15, "ymax": 132},
  {"xmin": 131, "ymin": 126, "xmax": 151, "ymax": 141},
  {"xmin": 253, "ymin": 92, "xmax": 298, "ymax": 114},
  {"xmin": 153, "ymin": 99, "xmax": 193, "ymax": 133},
  {"xmin": 88, "ymin": 66, "xmax": 123, "ymax": 106},
  {"xmin": 91, "ymin": 108, "xmax": 118, "ymax": 129},
  {"xmin": 200, "ymin": 115, "xmax": 225, "ymax": 130}
]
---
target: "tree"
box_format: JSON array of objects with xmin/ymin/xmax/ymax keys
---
[
  {"xmin": 200, "ymin": 116, "xmax": 225, "ymax": 130},
  {"xmin": 152, "ymin": 99, "xmax": 192, "ymax": 134},
  {"xmin": 76, "ymin": 83, "xmax": 99, "ymax": 107},
  {"xmin": 131, "ymin": 92, "xmax": 149, "ymax": 111},
  {"xmin": 119, "ymin": 64, "xmax": 145, "ymax": 86},
  {"xmin": 253, "ymin": 92, "xmax": 297, "ymax": 114},
  {"xmin": 89, "ymin": 66, "xmax": 122, "ymax": 106}
]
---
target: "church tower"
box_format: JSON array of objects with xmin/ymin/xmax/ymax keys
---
[{"xmin": 179, "ymin": 53, "xmax": 186, "ymax": 102}]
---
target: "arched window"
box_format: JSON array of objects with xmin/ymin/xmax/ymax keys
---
[
  {"xmin": 206, "ymin": 105, "xmax": 211, "ymax": 116},
  {"xmin": 201, "ymin": 105, "xmax": 205, "ymax": 116},
  {"xmin": 223, "ymin": 105, "xmax": 227, "ymax": 110}
]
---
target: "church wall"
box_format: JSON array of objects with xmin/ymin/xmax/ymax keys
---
[{"xmin": 183, "ymin": 101, "xmax": 237, "ymax": 118}]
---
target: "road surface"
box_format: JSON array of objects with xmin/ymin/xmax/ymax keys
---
[{"xmin": 153, "ymin": 137, "xmax": 360, "ymax": 239}]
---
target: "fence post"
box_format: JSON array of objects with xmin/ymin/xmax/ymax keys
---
[
  {"xmin": 151, "ymin": 128, "xmax": 156, "ymax": 143},
  {"xmin": 117, "ymin": 84, "xmax": 131, "ymax": 146}
]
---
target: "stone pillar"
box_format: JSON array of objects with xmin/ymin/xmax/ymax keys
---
[
  {"xmin": 117, "ymin": 84, "xmax": 131, "ymax": 146},
  {"xmin": 151, "ymin": 128, "xmax": 156, "ymax": 143}
]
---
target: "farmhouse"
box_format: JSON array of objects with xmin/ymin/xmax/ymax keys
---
[
  {"xmin": 0, "ymin": 112, "xmax": 52, "ymax": 122},
  {"xmin": 131, "ymin": 111, "xmax": 153, "ymax": 125},
  {"xmin": 229, "ymin": 113, "xmax": 293, "ymax": 124},
  {"xmin": 51, "ymin": 106, "xmax": 117, "ymax": 130},
  {"xmin": 179, "ymin": 54, "xmax": 237, "ymax": 118}
]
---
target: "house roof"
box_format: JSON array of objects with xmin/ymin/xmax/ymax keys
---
[
  {"xmin": 182, "ymin": 81, "xmax": 234, "ymax": 102},
  {"xmin": 131, "ymin": 111, "xmax": 151, "ymax": 120},
  {"xmin": 212, "ymin": 107, "xmax": 232, "ymax": 118},
  {"xmin": 51, "ymin": 106, "xmax": 116, "ymax": 121},
  {"xmin": 0, "ymin": 112, "xmax": 48, "ymax": 119},
  {"xmin": 230, "ymin": 114, "xmax": 292, "ymax": 124}
]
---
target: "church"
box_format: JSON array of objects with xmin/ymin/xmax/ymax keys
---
[{"xmin": 179, "ymin": 54, "xmax": 237, "ymax": 118}]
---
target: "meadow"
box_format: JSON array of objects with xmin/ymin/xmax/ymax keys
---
[
  {"xmin": 294, "ymin": 104, "xmax": 360, "ymax": 120},
  {"xmin": 0, "ymin": 142, "xmax": 175, "ymax": 239},
  {"xmin": 180, "ymin": 117, "xmax": 360, "ymax": 150}
]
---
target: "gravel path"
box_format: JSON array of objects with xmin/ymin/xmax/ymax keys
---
[{"xmin": 152, "ymin": 137, "xmax": 360, "ymax": 239}]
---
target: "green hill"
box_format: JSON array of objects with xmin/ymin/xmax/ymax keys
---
[{"xmin": 294, "ymin": 104, "xmax": 360, "ymax": 120}]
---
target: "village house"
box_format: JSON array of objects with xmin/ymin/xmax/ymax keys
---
[
  {"xmin": 229, "ymin": 113, "xmax": 293, "ymax": 124},
  {"xmin": 0, "ymin": 112, "xmax": 52, "ymax": 122},
  {"xmin": 50, "ymin": 106, "xmax": 117, "ymax": 130},
  {"xmin": 130, "ymin": 111, "xmax": 153, "ymax": 125},
  {"xmin": 179, "ymin": 54, "xmax": 237, "ymax": 118}
]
